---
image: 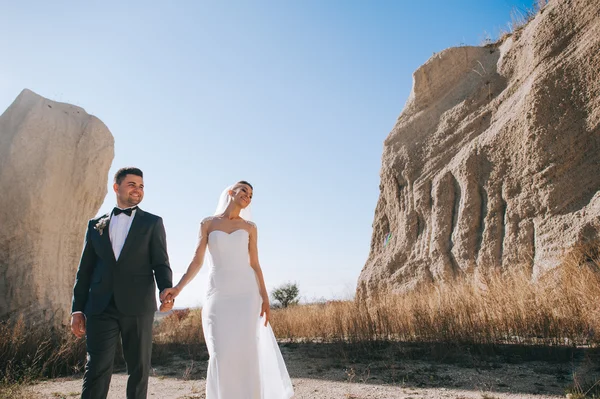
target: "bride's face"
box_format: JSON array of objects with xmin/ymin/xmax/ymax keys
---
[{"xmin": 230, "ymin": 184, "xmax": 253, "ymax": 209}]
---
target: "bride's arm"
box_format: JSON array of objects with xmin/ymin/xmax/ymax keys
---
[
  {"xmin": 248, "ymin": 223, "xmax": 271, "ymax": 326},
  {"xmin": 160, "ymin": 219, "xmax": 210, "ymax": 302}
]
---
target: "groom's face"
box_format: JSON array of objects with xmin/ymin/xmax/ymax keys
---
[{"xmin": 114, "ymin": 174, "xmax": 144, "ymax": 208}]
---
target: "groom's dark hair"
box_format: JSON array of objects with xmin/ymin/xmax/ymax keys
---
[
  {"xmin": 114, "ymin": 167, "xmax": 144, "ymax": 185},
  {"xmin": 237, "ymin": 180, "xmax": 253, "ymax": 190}
]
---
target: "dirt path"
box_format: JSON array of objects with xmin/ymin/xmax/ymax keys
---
[
  {"xmin": 26, "ymin": 374, "xmax": 564, "ymax": 399},
  {"xmin": 24, "ymin": 342, "xmax": 589, "ymax": 398}
]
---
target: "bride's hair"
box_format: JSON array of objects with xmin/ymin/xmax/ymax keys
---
[{"xmin": 235, "ymin": 180, "xmax": 253, "ymax": 190}]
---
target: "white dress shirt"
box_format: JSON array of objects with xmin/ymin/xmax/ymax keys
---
[{"xmin": 109, "ymin": 207, "xmax": 137, "ymax": 260}]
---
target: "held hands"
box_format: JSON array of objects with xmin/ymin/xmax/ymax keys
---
[
  {"xmin": 159, "ymin": 300, "xmax": 174, "ymax": 313},
  {"xmin": 159, "ymin": 287, "xmax": 181, "ymax": 312},
  {"xmin": 70, "ymin": 313, "xmax": 86, "ymax": 338},
  {"xmin": 260, "ymin": 297, "xmax": 271, "ymax": 327}
]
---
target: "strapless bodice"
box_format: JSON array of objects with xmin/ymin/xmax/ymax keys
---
[
  {"xmin": 206, "ymin": 229, "xmax": 257, "ymax": 297},
  {"xmin": 208, "ymin": 229, "xmax": 251, "ymax": 269}
]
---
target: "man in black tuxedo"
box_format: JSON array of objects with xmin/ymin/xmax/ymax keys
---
[{"xmin": 71, "ymin": 167, "xmax": 174, "ymax": 399}]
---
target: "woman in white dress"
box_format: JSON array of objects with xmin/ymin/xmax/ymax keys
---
[{"xmin": 160, "ymin": 181, "xmax": 294, "ymax": 399}]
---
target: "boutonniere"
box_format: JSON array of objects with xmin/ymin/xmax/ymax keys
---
[{"xmin": 94, "ymin": 215, "xmax": 110, "ymax": 236}]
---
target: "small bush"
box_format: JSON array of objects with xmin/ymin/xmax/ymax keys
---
[{"xmin": 272, "ymin": 282, "xmax": 300, "ymax": 308}]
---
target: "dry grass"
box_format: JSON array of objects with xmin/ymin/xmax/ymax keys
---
[
  {"xmin": 510, "ymin": 0, "xmax": 548, "ymax": 30},
  {"xmin": 152, "ymin": 308, "xmax": 208, "ymax": 366},
  {"xmin": 568, "ymin": 375, "xmax": 600, "ymax": 399},
  {"xmin": 151, "ymin": 244, "xmax": 600, "ymax": 349},
  {"xmin": 495, "ymin": 0, "xmax": 549, "ymax": 43},
  {"xmin": 271, "ymin": 248, "xmax": 599, "ymax": 347},
  {"xmin": 0, "ymin": 317, "xmax": 86, "ymax": 386},
  {"xmin": 154, "ymin": 308, "xmax": 203, "ymax": 345}
]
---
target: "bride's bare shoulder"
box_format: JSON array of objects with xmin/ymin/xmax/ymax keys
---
[
  {"xmin": 201, "ymin": 216, "xmax": 219, "ymax": 226},
  {"xmin": 243, "ymin": 220, "xmax": 257, "ymax": 230}
]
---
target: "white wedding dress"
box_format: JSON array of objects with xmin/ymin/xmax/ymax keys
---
[{"xmin": 202, "ymin": 229, "xmax": 294, "ymax": 399}]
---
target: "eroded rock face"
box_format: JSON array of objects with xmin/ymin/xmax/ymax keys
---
[
  {"xmin": 358, "ymin": 0, "xmax": 600, "ymax": 297},
  {"xmin": 0, "ymin": 89, "xmax": 114, "ymax": 325}
]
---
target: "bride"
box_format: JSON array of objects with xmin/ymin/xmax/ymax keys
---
[{"xmin": 160, "ymin": 181, "xmax": 294, "ymax": 399}]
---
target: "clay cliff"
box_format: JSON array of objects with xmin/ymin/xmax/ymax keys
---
[
  {"xmin": 358, "ymin": 0, "xmax": 600, "ymax": 297},
  {"xmin": 0, "ymin": 89, "xmax": 114, "ymax": 325}
]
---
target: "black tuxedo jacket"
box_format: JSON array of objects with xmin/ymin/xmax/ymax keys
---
[{"xmin": 71, "ymin": 208, "xmax": 173, "ymax": 316}]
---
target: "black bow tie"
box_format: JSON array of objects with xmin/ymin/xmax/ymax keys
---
[{"xmin": 113, "ymin": 206, "xmax": 137, "ymax": 216}]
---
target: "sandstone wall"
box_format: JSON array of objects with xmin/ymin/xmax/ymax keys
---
[
  {"xmin": 0, "ymin": 89, "xmax": 114, "ymax": 325},
  {"xmin": 358, "ymin": 0, "xmax": 600, "ymax": 296}
]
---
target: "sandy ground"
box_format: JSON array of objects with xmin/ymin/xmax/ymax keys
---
[
  {"xmin": 24, "ymin": 342, "xmax": 596, "ymax": 399},
  {"xmin": 25, "ymin": 375, "xmax": 565, "ymax": 399}
]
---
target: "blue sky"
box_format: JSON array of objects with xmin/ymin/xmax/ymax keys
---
[{"xmin": 0, "ymin": 0, "xmax": 534, "ymax": 308}]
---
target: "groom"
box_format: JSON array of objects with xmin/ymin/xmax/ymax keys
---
[{"xmin": 71, "ymin": 167, "xmax": 174, "ymax": 399}]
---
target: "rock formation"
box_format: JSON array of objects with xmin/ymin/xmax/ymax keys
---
[
  {"xmin": 358, "ymin": 0, "xmax": 600, "ymax": 297},
  {"xmin": 0, "ymin": 89, "xmax": 114, "ymax": 325}
]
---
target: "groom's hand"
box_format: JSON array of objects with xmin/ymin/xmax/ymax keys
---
[
  {"xmin": 71, "ymin": 313, "xmax": 86, "ymax": 338},
  {"xmin": 159, "ymin": 288, "xmax": 178, "ymax": 312},
  {"xmin": 160, "ymin": 287, "xmax": 179, "ymax": 303},
  {"xmin": 159, "ymin": 298, "xmax": 174, "ymax": 312}
]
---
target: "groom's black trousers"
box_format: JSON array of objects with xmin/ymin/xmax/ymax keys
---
[{"xmin": 81, "ymin": 297, "xmax": 154, "ymax": 399}]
